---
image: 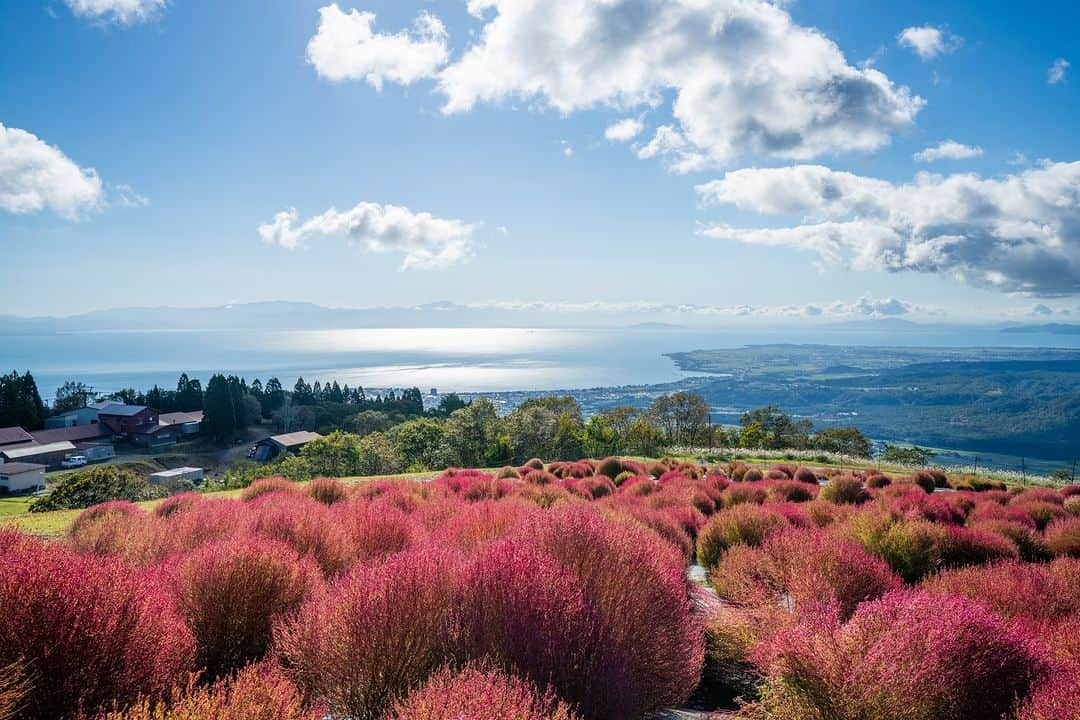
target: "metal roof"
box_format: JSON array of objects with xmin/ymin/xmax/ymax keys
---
[
  {"xmin": 149, "ymin": 466, "xmax": 204, "ymax": 478},
  {"xmin": 0, "ymin": 462, "xmax": 46, "ymax": 475},
  {"xmin": 97, "ymin": 404, "xmax": 151, "ymax": 417},
  {"xmin": 0, "ymin": 427, "xmax": 34, "ymax": 446},
  {"xmin": 158, "ymin": 411, "xmax": 204, "ymax": 426},
  {"xmin": 267, "ymin": 431, "xmax": 322, "ymax": 448},
  {"xmin": 30, "ymin": 425, "xmax": 112, "ymax": 444},
  {"xmin": 0, "ymin": 441, "xmax": 77, "ymax": 459}
]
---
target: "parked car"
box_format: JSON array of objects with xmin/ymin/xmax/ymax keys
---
[{"xmin": 61, "ymin": 455, "xmax": 88, "ymax": 469}]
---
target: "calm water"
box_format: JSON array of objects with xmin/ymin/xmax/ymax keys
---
[{"xmin": 3, "ymin": 326, "xmax": 1079, "ymax": 400}]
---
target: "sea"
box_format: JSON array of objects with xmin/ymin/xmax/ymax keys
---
[{"xmin": 4, "ymin": 325, "xmax": 1079, "ymax": 401}]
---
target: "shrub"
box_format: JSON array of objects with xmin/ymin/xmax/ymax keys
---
[
  {"xmin": 242, "ymin": 476, "xmax": 298, "ymax": 502},
  {"xmin": 386, "ymin": 663, "xmax": 581, "ymax": 720},
  {"xmin": 1013, "ymin": 487, "xmax": 1065, "ymax": 506},
  {"xmin": 865, "ymin": 473, "xmax": 891, "ymax": 489},
  {"xmin": 741, "ymin": 468, "xmax": 764, "ymax": 483},
  {"xmin": 1011, "ymin": 499, "xmax": 1069, "ymax": 530},
  {"xmin": 523, "ymin": 470, "xmax": 558, "ymax": 486},
  {"xmin": 511, "ymin": 505, "xmax": 703, "ymax": 719},
  {"xmin": 874, "ymin": 520, "xmax": 945, "ymax": 582},
  {"xmin": 495, "ymin": 465, "xmax": 521, "ymax": 480},
  {"xmin": 0, "ymin": 530, "xmax": 194, "ymax": 719},
  {"xmin": 275, "ymin": 548, "xmax": 462, "ymax": 720},
  {"xmin": 247, "ymin": 494, "xmax": 354, "ymax": 575},
  {"xmin": 970, "ymin": 519, "xmax": 1049, "ymax": 561},
  {"xmin": 524, "ymin": 458, "xmax": 545, "ymax": 471},
  {"xmin": 696, "ymin": 504, "xmax": 787, "ymax": 570},
  {"xmin": 578, "ymin": 475, "xmax": 616, "ymax": 499},
  {"xmin": 968, "ymin": 500, "xmax": 1038, "ymax": 529},
  {"xmin": 153, "ymin": 491, "xmax": 202, "ymax": 518},
  {"xmin": 818, "ymin": 475, "xmax": 867, "ymax": 505},
  {"xmin": 96, "ymin": 662, "xmax": 319, "ymax": 720},
  {"xmin": 595, "ymin": 456, "xmax": 624, "ymax": 480},
  {"xmin": 612, "ymin": 470, "xmax": 635, "ymax": 486},
  {"xmin": 938, "ymin": 525, "xmax": 1020, "ymax": 567},
  {"xmin": 1044, "ymin": 517, "xmax": 1080, "ymax": 557},
  {"xmin": 67, "ymin": 500, "xmax": 154, "ymax": 561},
  {"xmin": 747, "ymin": 590, "xmax": 1049, "ymax": 720},
  {"xmin": 722, "ymin": 482, "xmax": 767, "ymax": 508},
  {"xmin": 333, "ymin": 496, "xmax": 417, "ymax": 564},
  {"xmin": 428, "ymin": 499, "xmax": 535, "ymax": 552},
  {"xmin": 765, "ymin": 479, "xmax": 817, "ymax": 503},
  {"xmin": 602, "ymin": 497, "xmax": 694, "ymax": 559},
  {"xmin": 1066, "ymin": 496, "xmax": 1080, "ymax": 516},
  {"xmin": 304, "ymin": 477, "xmax": 349, "ymax": 505},
  {"xmin": 0, "ymin": 661, "xmax": 28, "ymax": 720},
  {"xmin": 701, "ymin": 605, "xmax": 764, "ymax": 704},
  {"xmin": 28, "ymin": 465, "xmax": 164, "ymax": 512},
  {"xmin": 710, "ymin": 544, "xmax": 783, "ymax": 608},
  {"xmin": 173, "ymin": 535, "xmax": 323, "ymax": 680},
  {"xmin": 1018, "ymin": 668, "xmax": 1080, "ymax": 720},
  {"xmin": 920, "ymin": 560, "xmax": 1080, "ymax": 624},
  {"xmin": 457, "ymin": 539, "xmax": 601, "ymax": 712},
  {"xmin": 911, "ymin": 471, "xmax": 937, "ymax": 494}
]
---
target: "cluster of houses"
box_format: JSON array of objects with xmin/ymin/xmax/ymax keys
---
[{"xmin": 0, "ymin": 401, "xmax": 204, "ymax": 493}]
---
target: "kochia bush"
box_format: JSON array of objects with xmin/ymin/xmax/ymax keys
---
[
  {"xmin": 0, "ymin": 530, "xmax": 195, "ymax": 719},
  {"xmin": 696, "ymin": 504, "xmax": 788, "ymax": 570},
  {"xmin": 173, "ymin": 535, "xmax": 323, "ymax": 680},
  {"xmin": 1044, "ymin": 516, "xmax": 1080, "ymax": 557},
  {"xmin": 387, "ymin": 664, "xmax": 581, "ymax": 720}
]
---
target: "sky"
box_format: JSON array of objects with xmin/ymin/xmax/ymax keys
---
[{"xmin": 1, "ymin": 0, "xmax": 1079, "ymax": 323}]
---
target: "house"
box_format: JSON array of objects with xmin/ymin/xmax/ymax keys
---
[
  {"xmin": 43, "ymin": 406, "xmax": 101, "ymax": 429},
  {"xmin": 97, "ymin": 404, "xmax": 160, "ymax": 440},
  {"xmin": 149, "ymin": 467, "xmax": 205, "ymax": 485},
  {"xmin": 251, "ymin": 431, "xmax": 322, "ymax": 461},
  {"xmin": 0, "ymin": 427, "xmax": 34, "ymax": 448},
  {"xmin": 30, "ymin": 424, "xmax": 113, "ymax": 446},
  {"xmin": 130, "ymin": 410, "xmax": 204, "ymax": 448},
  {"xmin": 0, "ymin": 462, "xmax": 46, "ymax": 493},
  {"xmin": 0, "ymin": 441, "xmax": 76, "ymax": 468}
]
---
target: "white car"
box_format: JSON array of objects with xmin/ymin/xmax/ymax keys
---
[{"xmin": 61, "ymin": 455, "xmax": 88, "ymax": 469}]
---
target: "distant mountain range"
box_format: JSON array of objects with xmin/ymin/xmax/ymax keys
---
[{"xmin": 1001, "ymin": 323, "xmax": 1080, "ymax": 335}]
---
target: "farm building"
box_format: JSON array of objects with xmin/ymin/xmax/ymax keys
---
[
  {"xmin": 149, "ymin": 467, "xmax": 205, "ymax": 484},
  {"xmin": 251, "ymin": 431, "xmax": 322, "ymax": 461},
  {"xmin": 43, "ymin": 406, "xmax": 100, "ymax": 429},
  {"xmin": 97, "ymin": 404, "xmax": 160, "ymax": 440},
  {"xmin": 0, "ymin": 427, "xmax": 34, "ymax": 448},
  {"xmin": 0, "ymin": 462, "xmax": 46, "ymax": 493},
  {"xmin": 30, "ymin": 424, "xmax": 113, "ymax": 445},
  {"xmin": 0, "ymin": 441, "xmax": 76, "ymax": 468},
  {"xmin": 157, "ymin": 411, "xmax": 204, "ymax": 435}
]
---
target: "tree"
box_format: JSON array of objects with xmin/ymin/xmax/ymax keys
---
[
  {"xmin": 29, "ymin": 466, "xmax": 163, "ymax": 512},
  {"xmin": 0, "ymin": 371, "xmax": 47, "ymax": 430},
  {"xmin": 292, "ymin": 377, "xmax": 314, "ymax": 405},
  {"xmin": 390, "ymin": 417, "xmax": 445, "ymax": 469},
  {"xmin": 812, "ymin": 426, "xmax": 873, "ymax": 457},
  {"xmin": 176, "ymin": 373, "xmax": 204, "ymax": 411},
  {"xmin": 203, "ymin": 374, "xmax": 236, "ymax": 440},
  {"xmin": 739, "ymin": 405, "xmax": 812, "ymax": 449},
  {"xmin": 880, "ymin": 444, "xmax": 936, "ymax": 466},
  {"xmin": 435, "ymin": 393, "xmax": 468, "ymax": 416},
  {"xmin": 52, "ymin": 381, "xmax": 94, "ymax": 415},
  {"xmin": 261, "ymin": 378, "xmax": 285, "ymax": 417},
  {"xmin": 441, "ymin": 398, "xmax": 499, "ymax": 467},
  {"xmin": 345, "ymin": 410, "xmax": 393, "ymax": 436},
  {"xmin": 649, "ymin": 392, "xmax": 710, "ymax": 447},
  {"xmin": 505, "ymin": 396, "xmax": 585, "ymax": 463}
]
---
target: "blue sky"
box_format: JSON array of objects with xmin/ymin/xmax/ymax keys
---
[{"xmin": 1, "ymin": 0, "xmax": 1078, "ymax": 322}]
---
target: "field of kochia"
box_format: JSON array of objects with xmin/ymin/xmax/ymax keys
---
[{"xmin": 2, "ymin": 458, "xmax": 1079, "ymax": 720}]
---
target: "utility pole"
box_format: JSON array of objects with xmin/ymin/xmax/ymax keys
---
[{"xmin": 1021, "ymin": 457, "xmax": 1026, "ymax": 485}]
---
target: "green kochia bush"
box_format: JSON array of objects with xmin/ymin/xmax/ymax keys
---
[{"xmin": 696, "ymin": 504, "xmax": 788, "ymax": 570}]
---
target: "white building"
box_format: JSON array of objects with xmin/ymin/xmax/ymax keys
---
[
  {"xmin": 149, "ymin": 467, "xmax": 205, "ymax": 484},
  {"xmin": 0, "ymin": 462, "xmax": 46, "ymax": 493}
]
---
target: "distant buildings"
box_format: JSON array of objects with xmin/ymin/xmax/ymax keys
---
[
  {"xmin": 43, "ymin": 406, "xmax": 101, "ymax": 429},
  {"xmin": 251, "ymin": 431, "xmax": 322, "ymax": 461},
  {"xmin": 149, "ymin": 467, "xmax": 205, "ymax": 484},
  {"xmin": 0, "ymin": 441, "xmax": 77, "ymax": 467}
]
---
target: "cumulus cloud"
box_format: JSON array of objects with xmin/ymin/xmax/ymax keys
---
[
  {"xmin": 257, "ymin": 201, "xmax": 478, "ymax": 270},
  {"xmin": 696, "ymin": 162, "xmax": 1080, "ymax": 296},
  {"xmin": 914, "ymin": 140, "xmax": 983, "ymax": 162},
  {"xmin": 0, "ymin": 122, "xmax": 104, "ymax": 219},
  {"xmin": 560, "ymin": 139, "xmax": 574, "ymax": 158},
  {"xmin": 342, "ymin": 0, "xmax": 920, "ymax": 170},
  {"xmin": 307, "ymin": 4, "xmax": 449, "ymax": 89},
  {"xmin": 1048, "ymin": 58, "xmax": 1070, "ymax": 85},
  {"xmin": 897, "ymin": 25, "xmax": 962, "ymax": 60},
  {"xmin": 65, "ymin": 0, "xmax": 166, "ymax": 24},
  {"xmin": 604, "ymin": 117, "xmax": 645, "ymax": 143}
]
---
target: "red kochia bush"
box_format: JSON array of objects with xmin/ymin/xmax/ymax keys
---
[
  {"xmin": 173, "ymin": 535, "xmax": 323, "ymax": 680},
  {"xmin": 1018, "ymin": 668, "xmax": 1080, "ymax": 720},
  {"xmin": 920, "ymin": 559, "xmax": 1080, "ymax": 624},
  {"xmin": 153, "ymin": 491, "xmax": 203, "ymax": 518},
  {"xmin": 275, "ymin": 548, "xmax": 462, "ymax": 720},
  {"xmin": 696, "ymin": 504, "xmax": 788, "ymax": 570},
  {"xmin": 457, "ymin": 539, "xmax": 602, "ymax": 713},
  {"xmin": 332, "ymin": 496, "xmax": 417, "ymax": 563},
  {"xmin": 749, "ymin": 590, "xmax": 1049, "ymax": 720},
  {"xmin": 0, "ymin": 530, "xmax": 195, "ymax": 719},
  {"xmin": 428, "ymin": 499, "xmax": 536, "ymax": 551},
  {"xmin": 68, "ymin": 500, "xmax": 154, "ymax": 561},
  {"xmin": 1044, "ymin": 516, "xmax": 1080, "ymax": 557},
  {"xmin": 304, "ymin": 477, "xmax": 349, "ymax": 505},
  {"xmin": 818, "ymin": 474, "xmax": 867, "ymax": 505},
  {"xmin": 386, "ymin": 664, "xmax": 581, "ymax": 720},
  {"xmin": 247, "ymin": 494, "xmax": 354, "ymax": 575},
  {"xmin": 242, "ymin": 476, "xmax": 298, "ymax": 502},
  {"xmin": 97, "ymin": 662, "xmax": 320, "ymax": 720},
  {"xmin": 511, "ymin": 505, "xmax": 703, "ymax": 720}
]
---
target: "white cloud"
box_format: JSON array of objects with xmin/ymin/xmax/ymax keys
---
[
  {"xmin": 0, "ymin": 122, "xmax": 104, "ymax": 219},
  {"xmin": 429, "ymin": 0, "xmax": 922, "ymax": 170},
  {"xmin": 65, "ymin": 0, "xmax": 165, "ymax": 24},
  {"xmin": 604, "ymin": 117, "xmax": 645, "ymax": 143},
  {"xmin": 307, "ymin": 4, "xmax": 449, "ymax": 89},
  {"xmin": 258, "ymin": 201, "xmax": 478, "ymax": 270},
  {"xmin": 914, "ymin": 139, "xmax": 984, "ymax": 162},
  {"xmin": 561, "ymin": 139, "xmax": 574, "ymax": 158},
  {"xmin": 113, "ymin": 183, "xmax": 149, "ymax": 208},
  {"xmin": 696, "ymin": 162, "xmax": 1080, "ymax": 296},
  {"xmin": 1048, "ymin": 58, "xmax": 1070, "ymax": 85},
  {"xmin": 897, "ymin": 25, "xmax": 961, "ymax": 60}
]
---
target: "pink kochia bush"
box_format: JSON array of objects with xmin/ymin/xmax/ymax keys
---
[
  {"xmin": 386, "ymin": 663, "xmax": 582, "ymax": 720},
  {"xmin": 0, "ymin": 529, "xmax": 195, "ymax": 720},
  {"xmin": 274, "ymin": 548, "xmax": 462, "ymax": 720},
  {"xmin": 172, "ymin": 534, "xmax": 323, "ymax": 680},
  {"xmin": 747, "ymin": 590, "xmax": 1050, "ymax": 720}
]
